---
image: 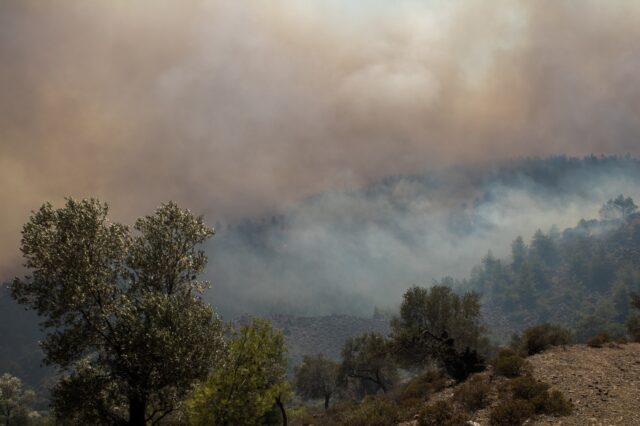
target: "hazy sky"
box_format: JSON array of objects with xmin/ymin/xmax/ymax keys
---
[{"xmin": 2, "ymin": 0, "xmax": 640, "ymax": 274}]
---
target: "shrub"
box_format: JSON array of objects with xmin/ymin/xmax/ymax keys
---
[
  {"xmin": 418, "ymin": 400, "xmax": 468, "ymax": 426},
  {"xmin": 337, "ymin": 396, "xmax": 401, "ymax": 426},
  {"xmin": 538, "ymin": 390, "xmax": 573, "ymax": 416},
  {"xmin": 510, "ymin": 376, "xmax": 549, "ymax": 402},
  {"xmin": 587, "ymin": 332, "xmax": 610, "ymax": 348},
  {"xmin": 509, "ymin": 376, "xmax": 572, "ymax": 416},
  {"xmin": 453, "ymin": 374, "xmax": 491, "ymax": 411},
  {"xmin": 398, "ymin": 369, "xmax": 447, "ymax": 401},
  {"xmin": 517, "ymin": 323, "xmax": 572, "ymax": 356},
  {"xmin": 489, "ymin": 399, "xmax": 535, "ymax": 426},
  {"xmin": 494, "ymin": 349, "xmax": 530, "ymax": 378}
]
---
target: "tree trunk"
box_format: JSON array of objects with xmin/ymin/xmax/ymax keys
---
[
  {"xmin": 275, "ymin": 396, "xmax": 287, "ymax": 426},
  {"xmin": 128, "ymin": 396, "xmax": 147, "ymax": 426},
  {"xmin": 324, "ymin": 393, "xmax": 331, "ymax": 410}
]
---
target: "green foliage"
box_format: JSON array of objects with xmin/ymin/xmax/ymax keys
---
[
  {"xmin": 339, "ymin": 333, "xmax": 397, "ymax": 396},
  {"xmin": 11, "ymin": 199, "xmax": 224, "ymax": 425},
  {"xmin": 453, "ymin": 374, "xmax": 491, "ymax": 412},
  {"xmin": 294, "ymin": 354, "xmax": 340, "ymax": 409},
  {"xmin": 186, "ymin": 319, "xmax": 290, "ymax": 426},
  {"xmin": 488, "ymin": 399, "xmax": 534, "ymax": 426},
  {"xmin": 599, "ymin": 195, "xmax": 638, "ymax": 220},
  {"xmin": 417, "ymin": 400, "xmax": 468, "ymax": 426},
  {"xmin": 336, "ymin": 396, "xmax": 402, "ymax": 426},
  {"xmin": 513, "ymin": 323, "xmax": 572, "ymax": 356},
  {"xmin": 493, "ymin": 349, "xmax": 530, "ymax": 378},
  {"xmin": 390, "ymin": 285, "xmax": 488, "ymax": 379},
  {"xmin": 0, "ymin": 373, "xmax": 36, "ymax": 426},
  {"xmin": 467, "ymin": 214, "xmax": 640, "ymax": 341}
]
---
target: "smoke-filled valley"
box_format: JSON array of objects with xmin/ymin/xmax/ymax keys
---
[{"xmin": 208, "ymin": 156, "xmax": 640, "ymax": 318}]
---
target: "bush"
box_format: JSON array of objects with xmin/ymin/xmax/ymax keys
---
[
  {"xmin": 494, "ymin": 349, "xmax": 530, "ymax": 378},
  {"xmin": 509, "ymin": 376, "xmax": 572, "ymax": 416},
  {"xmin": 398, "ymin": 369, "xmax": 447, "ymax": 401},
  {"xmin": 517, "ymin": 323, "xmax": 572, "ymax": 356},
  {"xmin": 509, "ymin": 376, "xmax": 549, "ymax": 402},
  {"xmin": 489, "ymin": 399, "xmax": 535, "ymax": 426},
  {"xmin": 337, "ymin": 396, "xmax": 402, "ymax": 426},
  {"xmin": 538, "ymin": 390, "xmax": 573, "ymax": 416},
  {"xmin": 418, "ymin": 400, "xmax": 468, "ymax": 426},
  {"xmin": 587, "ymin": 332, "xmax": 610, "ymax": 348},
  {"xmin": 453, "ymin": 374, "xmax": 491, "ymax": 411}
]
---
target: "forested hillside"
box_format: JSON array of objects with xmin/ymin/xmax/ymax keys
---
[{"xmin": 468, "ymin": 197, "xmax": 640, "ymax": 342}]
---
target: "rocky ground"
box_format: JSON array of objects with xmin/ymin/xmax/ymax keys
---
[
  {"xmin": 530, "ymin": 343, "xmax": 640, "ymax": 425},
  {"xmin": 401, "ymin": 343, "xmax": 640, "ymax": 426}
]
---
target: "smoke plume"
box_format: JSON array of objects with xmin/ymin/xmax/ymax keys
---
[{"xmin": 2, "ymin": 0, "xmax": 640, "ymax": 285}]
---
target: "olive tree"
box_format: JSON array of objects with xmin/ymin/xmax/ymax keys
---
[
  {"xmin": 339, "ymin": 333, "xmax": 397, "ymax": 395},
  {"xmin": 11, "ymin": 199, "xmax": 224, "ymax": 425},
  {"xmin": 390, "ymin": 285, "xmax": 488, "ymax": 380},
  {"xmin": 0, "ymin": 373, "xmax": 35, "ymax": 426},
  {"xmin": 186, "ymin": 319, "xmax": 290, "ymax": 426},
  {"xmin": 294, "ymin": 354, "xmax": 339, "ymax": 409}
]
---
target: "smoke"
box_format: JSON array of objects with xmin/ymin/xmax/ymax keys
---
[
  {"xmin": 2, "ymin": 1, "xmax": 640, "ymax": 281},
  {"xmin": 206, "ymin": 157, "xmax": 640, "ymax": 317}
]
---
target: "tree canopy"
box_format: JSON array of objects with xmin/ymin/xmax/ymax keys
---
[
  {"xmin": 390, "ymin": 285, "xmax": 488, "ymax": 378},
  {"xmin": 186, "ymin": 318, "xmax": 290, "ymax": 426},
  {"xmin": 294, "ymin": 354, "xmax": 340, "ymax": 410},
  {"xmin": 11, "ymin": 199, "xmax": 224, "ymax": 425}
]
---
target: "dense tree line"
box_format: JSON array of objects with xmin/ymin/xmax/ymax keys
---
[{"xmin": 468, "ymin": 196, "xmax": 640, "ymax": 341}]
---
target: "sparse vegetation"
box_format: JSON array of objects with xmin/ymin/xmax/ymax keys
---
[
  {"xmin": 453, "ymin": 374, "xmax": 491, "ymax": 411},
  {"xmin": 335, "ymin": 396, "xmax": 402, "ymax": 426},
  {"xmin": 587, "ymin": 331, "xmax": 611, "ymax": 348},
  {"xmin": 494, "ymin": 349, "xmax": 530, "ymax": 378},
  {"xmin": 417, "ymin": 400, "xmax": 468, "ymax": 426},
  {"xmin": 512, "ymin": 323, "xmax": 572, "ymax": 356},
  {"xmin": 489, "ymin": 399, "xmax": 535, "ymax": 426}
]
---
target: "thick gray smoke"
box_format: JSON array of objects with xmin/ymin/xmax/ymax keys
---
[
  {"xmin": 2, "ymin": 1, "xmax": 640, "ymax": 295},
  {"xmin": 207, "ymin": 158, "xmax": 640, "ymax": 318}
]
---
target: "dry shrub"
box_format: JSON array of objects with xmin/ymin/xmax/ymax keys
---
[
  {"xmin": 509, "ymin": 376, "xmax": 572, "ymax": 417},
  {"xmin": 453, "ymin": 374, "xmax": 491, "ymax": 412},
  {"xmin": 489, "ymin": 399, "xmax": 535, "ymax": 426},
  {"xmin": 418, "ymin": 400, "xmax": 468, "ymax": 426},
  {"xmin": 587, "ymin": 332, "xmax": 610, "ymax": 348},
  {"xmin": 494, "ymin": 349, "xmax": 530, "ymax": 378},
  {"xmin": 399, "ymin": 369, "xmax": 447, "ymax": 401},
  {"xmin": 518, "ymin": 323, "xmax": 572, "ymax": 356},
  {"xmin": 336, "ymin": 396, "xmax": 401, "ymax": 426}
]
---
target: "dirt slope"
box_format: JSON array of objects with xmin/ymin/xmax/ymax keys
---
[{"xmin": 529, "ymin": 343, "xmax": 640, "ymax": 425}]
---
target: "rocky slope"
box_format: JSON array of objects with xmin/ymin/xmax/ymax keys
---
[
  {"xmin": 427, "ymin": 343, "xmax": 640, "ymax": 426},
  {"xmin": 530, "ymin": 343, "xmax": 640, "ymax": 425}
]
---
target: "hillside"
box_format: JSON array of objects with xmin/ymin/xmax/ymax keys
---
[
  {"xmin": 531, "ymin": 343, "xmax": 640, "ymax": 425},
  {"xmin": 407, "ymin": 343, "xmax": 640, "ymax": 426},
  {"xmin": 241, "ymin": 314, "xmax": 390, "ymax": 369}
]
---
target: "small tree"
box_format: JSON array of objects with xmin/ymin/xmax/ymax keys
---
[
  {"xmin": 339, "ymin": 333, "xmax": 397, "ymax": 395},
  {"xmin": 11, "ymin": 199, "xmax": 224, "ymax": 425},
  {"xmin": 390, "ymin": 286, "xmax": 488, "ymax": 379},
  {"xmin": 0, "ymin": 374, "xmax": 35, "ymax": 426},
  {"xmin": 186, "ymin": 319, "xmax": 290, "ymax": 425},
  {"xmin": 294, "ymin": 354, "xmax": 339, "ymax": 409},
  {"xmin": 599, "ymin": 195, "xmax": 638, "ymax": 220}
]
